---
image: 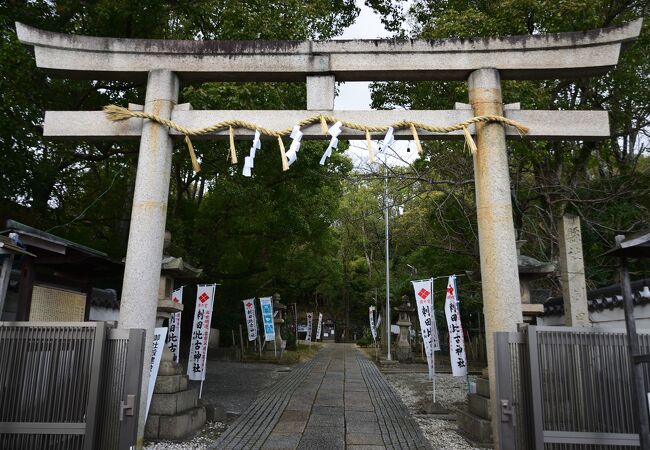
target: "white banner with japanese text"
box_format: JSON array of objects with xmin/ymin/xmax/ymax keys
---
[
  {"xmin": 187, "ymin": 284, "xmax": 216, "ymax": 381},
  {"xmin": 242, "ymin": 299, "xmax": 258, "ymax": 341},
  {"xmin": 147, "ymin": 327, "xmax": 168, "ymax": 418},
  {"xmin": 444, "ymin": 276, "xmax": 467, "ymax": 376},
  {"xmin": 168, "ymin": 287, "xmax": 183, "ymax": 363},
  {"xmin": 369, "ymin": 306, "xmax": 377, "ymax": 342},
  {"xmin": 316, "ymin": 313, "xmax": 323, "ymax": 340},
  {"xmin": 259, "ymin": 296, "xmax": 275, "ymax": 341},
  {"xmin": 412, "ymin": 279, "xmax": 439, "ymax": 375},
  {"xmin": 306, "ymin": 312, "xmax": 313, "ymax": 342}
]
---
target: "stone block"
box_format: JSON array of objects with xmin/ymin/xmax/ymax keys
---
[
  {"xmin": 202, "ymin": 402, "xmax": 227, "ymax": 422},
  {"xmin": 154, "ymin": 374, "xmax": 182, "ymax": 393},
  {"xmin": 476, "ymin": 377, "xmax": 490, "ymax": 398},
  {"xmin": 144, "ymin": 413, "xmax": 160, "ymax": 439},
  {"xmin": 456, "ymin": 406, "xmax": 493, "ymax": 447},
  {"xmin": 468, "ymin": 393, "xmax": 491, "ymax": 420},
  {"xmin": 180, "ymin": 376, "xmax": 188, "ymax": 391},
  {"xmin": 150, "ymin": 388, "xmax": 198, "ymax": 416},
  {"xmin": 157, "ymin": 406, "xmax": 206, "ymax": 440},
  {"xmin": 158, "ymin": 360, "xmax": 183, "ymax": 376}
]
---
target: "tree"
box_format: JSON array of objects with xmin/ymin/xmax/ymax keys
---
[{"xmin": 365, "ymin": 0, "xmax": 650, "ymax": 291}]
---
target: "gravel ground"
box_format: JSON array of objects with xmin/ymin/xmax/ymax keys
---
[
  {"xmin": 143, "ymin": 421, "xmax": 226, "ymax": 450},
  {"xmin": 385, "ymin": 371, "xmax": 485, "ymax": 450}
]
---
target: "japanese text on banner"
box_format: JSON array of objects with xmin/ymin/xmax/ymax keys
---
[
  {"xmin": 444, "ymin": 276, "xmax": 467, "ymax": 376},
  {"xmin": 242, "ymin": 299, "xmax": 258, "ymax": 341},
  {"xmin": 412, "ymin": 279, "xmax": 440, "ymax": 375},
  {"xmin": 168, "ymin": 287, "xmax": 183, "ymax": 363},
  {"xmin": 147, "ymin": 327, "xmax": 168, "ymax": 418},
  {"xmin": 259, "ymin": 296, "xmax": 275, "ymax": 341},
  {"xmin": 316, "ymin": 313, "xmax": 323, "ymax": 340},
  {"xmin": 306, "ymin": 312, "xmax": 313, "ymax": 342},
  {"xmin": 187, "ymin": 284, "xmax": 216, "ymax": 381},
  {"xmin": 369, "ymin": 306, "xmax": 377, "ymax": 342}
]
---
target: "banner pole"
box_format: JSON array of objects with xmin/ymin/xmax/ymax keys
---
[
  {"xmin": 199, "ymin": 378, "xmax": 204, "ymax": 399},
  {"xmin": 274, "ymin": 338, "xmax": 277, "ymax": 358},
  {"xmin": 431, "ymin": 278, "xmax": 436, "ymax": 404},
  {"xmin": 239, "ymin": 324, "xmax": 245, "ymax": 360}
]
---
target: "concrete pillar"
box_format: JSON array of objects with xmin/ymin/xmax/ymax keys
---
[
  {"xmin": 468, "ymin": 68, "xmax": 523, "ymax": 448},
  {"xmin": 306, "ymin": 75, "xmax": 335, "ymax": 110},
  {"xmin": 558, "ymin": 214, "xmax": 589, "ymax": 326},
  {"xmin": 118, "ymin": 69, "xmax": 179, "ymax": 446}
]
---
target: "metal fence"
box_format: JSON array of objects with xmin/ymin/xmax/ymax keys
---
[
  {"xmin": 496, "ymin": 326, "xmax": 650, "ymax": 450},
  {"xmin": 0, "ymin": 322, "xmax": 144, "ymax": 450},
  {"xmin": 95, "ymin": 328, "xmax": 145, "ymax": 450}
]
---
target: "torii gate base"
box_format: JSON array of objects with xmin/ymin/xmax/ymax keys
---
[{"xmin": 16, "ymin": 20, "xmax": 644, "ymax": 449}]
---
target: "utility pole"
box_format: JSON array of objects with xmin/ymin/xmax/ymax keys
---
[{"xmin": 384, "ymin": 157, "xmax": 392, "ymax": 361}]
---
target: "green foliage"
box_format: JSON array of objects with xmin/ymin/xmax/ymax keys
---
[
  {"xmin": 355, "ymin": 334, "xmax": 372, "ymax": 347},
  {"xmin": 364, "ymin": 0, "xmax": 650, "ymax": 298},
  {"xmin": 286, "ymin": 331, "xmax": 297, "ymax": 351}
]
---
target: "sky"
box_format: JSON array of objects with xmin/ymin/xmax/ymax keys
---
[{"xmin": 332, "ymin": 0, "xmax": 418, "ymax": 169}]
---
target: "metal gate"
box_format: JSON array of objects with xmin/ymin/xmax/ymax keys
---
[
  {"xmin": 496, "ymin": 326, "xmax": 650, "ymax": 449},
  {"xmin": 0, "ymin": 322, "xmax": 145, "ymax": 450}
]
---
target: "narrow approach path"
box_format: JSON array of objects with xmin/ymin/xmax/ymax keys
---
[{"xmin": 210, "ymin": 344, "xmax": 430, "ymax": 450}]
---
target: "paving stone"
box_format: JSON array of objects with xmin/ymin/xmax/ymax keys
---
[
  {"xmin": 307, "ymin": 413, "xmax": 344, "ymax": 428},
  {"xmin": 344, "ymin": 382, "xmax": 368, "ymax": 392},
  {"xmin": 346, "ymin": 446, "xmax": 386, "ymax": 450},
  {"xmin": 347, "ymin": 421, "xmax": 381, "ymax": 434},
  {"xmin": 313, "ymin": 396, "xmax": 343, "ymax": 407},
  {"xmin": 346, "ymin": 432, "xmax": 385, "ymax": 445},
  {"xmin": 346, "ymin": 391, "xmax": 372, "ymax": 403},
  {"xmin": 280, "ymin": 410, "xmax": 310, "ymax": 422},
  {"xmin": 273, "ymin": 420, "xmax": 307, "ymax": 433},
  {"xmin": 345, "ymin": 400, "xmax": 375, "ymax": 411},
  {"xmin": 262, "ymin": 432, "xmax": 302, "ymax": 450},
  {"xmin": 345, "ymin": 411, "xmax": 378, "ymax": 422},
  {"xmin": 311, "ymin": 405, "xmax": 343, "ymax": 415},
  {"xmin": 299, "ymin": 426, "xmax": 345, "ymax": 448},
  {"xmin": 209, "ymin": 344, "xmax": 431, "ymax": 450}
]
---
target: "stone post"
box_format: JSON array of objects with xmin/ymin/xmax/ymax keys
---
[
  {"xmin": 558, "ymin": 214, "xmax": 589, "ymax": 327},
  {"xmin": 118, "ymin": 69, "xmax": 179, "ymax": 446},
  {"xmin": 468, "ymin": 68, "xmax": 523, "ymax": 448}
]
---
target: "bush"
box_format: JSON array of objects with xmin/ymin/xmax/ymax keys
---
[
  {"xmin": 286, "ymin": 331, "xmax": 297, "ymax": 351},
  {"xmin": 356, "ymin": 335, "xmax": 372, "ymax": 347}
]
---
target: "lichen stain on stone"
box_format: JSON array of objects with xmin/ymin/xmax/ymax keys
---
[{"xmin": 138, "ymin": 39, "xmax": 304, "ymax": 56}]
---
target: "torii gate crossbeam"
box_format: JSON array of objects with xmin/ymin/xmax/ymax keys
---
[{"xmin": 15, "ymin": 20, "xmax": 643, "ymax": 449}]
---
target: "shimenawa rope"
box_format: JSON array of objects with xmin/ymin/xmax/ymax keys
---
[{"xmin": 103, "ymin": 104, "xmax": 529, "ymax": 172}]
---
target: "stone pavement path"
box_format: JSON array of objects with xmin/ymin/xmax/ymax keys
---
[{"xmin": 210, "ymin": 344, "xmax": 430, "ymax": 450}]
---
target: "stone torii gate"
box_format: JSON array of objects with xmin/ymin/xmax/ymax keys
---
[{"xmin": 16, "ymin": 20, "xmax": 641, "ymax": 446}]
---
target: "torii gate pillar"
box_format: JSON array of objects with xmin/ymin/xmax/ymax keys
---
[
  {"xmin": 469, "ymin": 68, "xmax": 523, "ymax": 446},
  {"xmin": 118, "ymin": 69, "xmax": 179, "ymax": 443}
]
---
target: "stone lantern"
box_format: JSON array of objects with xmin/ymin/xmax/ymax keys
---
[
  {"xmin": 145, "ymin": 232, "xmax": 204, "ymax": 441},
  {"xmin": 516, "ymin": 240, "xmax": 556, "ymax": 322},
  {"xmin": 269, "ymin": 292, "xmax": 286, "ymax": 350},
  {"xmin": 395, "ymin": 294, "xmax": 415, "ymax": 362}
]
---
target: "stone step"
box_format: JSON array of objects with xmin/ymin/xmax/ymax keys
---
[
  {"xmin": 456, "ymin": 406, "xmax": 493, "ymax": 447},
  {"xmin": 468, "ymin": 393, "xmax": 491, "ymax": 420},
  {"xmin": 150, "ymin": 387, "xmax": 198, "ymax": 416},
  {"xmin": 145, "ymin": 406, "xmax": 206, "ymax": 440},
  {"xmin": 154, "ymin": 373, "xmax": 188, "ymax": 394},
  {"xmin": 476, "ymin": 377, "xmax": 490, "ymax": 398}
]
